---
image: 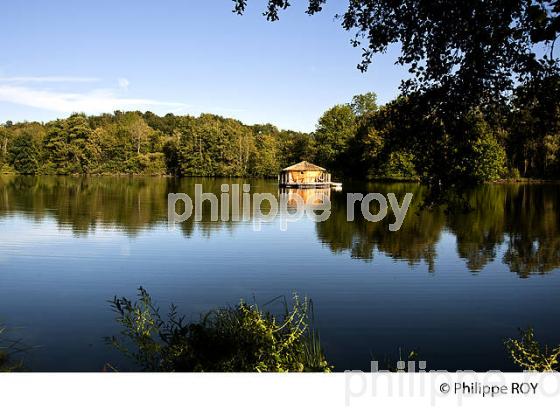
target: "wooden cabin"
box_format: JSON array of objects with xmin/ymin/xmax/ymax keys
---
[{"xmin": 279, "ymin": 161, "xmax": 340, "ymax": 188}]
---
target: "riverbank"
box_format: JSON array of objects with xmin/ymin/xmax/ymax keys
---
[
  {"xmin": 492, "ymin": 178, "xmax": 560, "ymax": 184},
  {"xmin": 350, "ymin": 175, "xmax": 560, "ymax": 185},
  {"xmin": 2, "ymin": 169, "xmax": 559, "ymax": 185}
]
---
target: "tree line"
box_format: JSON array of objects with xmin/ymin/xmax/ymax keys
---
[
  {"xmin": 316, "ymin": 77, "xmax": 560, "ymax": 184},
  {"xmin": 0, "ymin": 111, "xmax": 312, "ymax": 177},
  {"xmin": 1, "ymin": 77, "xmax": 558, "ymax": 182},
  {"xmin": 5, "ymin": 0, "xmax": 558, "ymax": 187}
]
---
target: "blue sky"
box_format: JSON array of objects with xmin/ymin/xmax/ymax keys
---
[{"xmin": 0, "ymin": 0, "xmax": 409, "ymax": 131}]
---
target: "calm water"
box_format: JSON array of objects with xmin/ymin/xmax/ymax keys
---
[{"xmin": 0, "ymin": 176, "xmax": 559, "ymax": 372}]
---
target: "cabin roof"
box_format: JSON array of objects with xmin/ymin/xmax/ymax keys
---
[{"xmin": 282, "ymin": 161, "xmax": 326, "ymax": 172}]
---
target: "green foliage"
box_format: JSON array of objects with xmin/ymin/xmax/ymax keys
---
[
  {"xmin": 2, "ymin": 112, "xmax": 314, "ymax": 177},
  {"xmin": 0, "ymin": 126, "xmax": 13, "ymax": 168},
  {"xmin": 314, "ymin": 104, "xmax": 357, "ymax": 172},
  {"xmin": 1, "ymin": 78, "xmax": 557, "ymax": 185},
  {"xmin": 509, "ymin": 74, "xmax": 560, "ymax": 178},
  {"xmin": 505, "ymin": 328, "xmax": 560, "ymax": 372},
  {"xmin": 123, "ymin": 113, "xmax": 152, "ymax": 155},
  {"xmin": 278, "ymin": 130, "xmax": 315, "ymax": 168},
  {"xmin": 42, "ymin": 114, "xmax": 99, "ymax": 174},
  {"xmin": 9, "ymin": 132, "xmax": 39, "ymax": 175},
  {"xmin": 107, "ymin": 287, "xmax": 332, "ymax": 372},
  {"xmin": 460, "ymin": 111, "xmax": 507, "ymax": 183},
  {"xmin": 174, "ymin": 115, "xmax": 247, "ymax": 176},
  {"xmin": 377, "ymin": 151, "xmax": 417, "ymax": 180},
  {"xmin": 128, "ymin": 153, "xmax": 167, "ymax": 175},
  {"xmin": 350, "ymin": 92, "xmax": 378, "ymax": 119},
  {"xmin": 350, "ymin": 96, "xmax": 508, "ymax": 187},
  {"xmin": 162, "ymin": 138, "xmax": 181, "ymax": 175},
  {"xmin": 249, "ymin": 131, "xmax": 280, "ymax": 177},
  {"xmin": 0, "ymin": 164, "xmax": 15, "ymax": 175}
]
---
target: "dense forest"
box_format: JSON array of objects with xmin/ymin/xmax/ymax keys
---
[
  {"xmin": 0, "ymin": 76, "xmax": 559, "ymax": 182},
  {"xmin": 0, "ymin": 110, "xmax": 313, "ymax": 178}
]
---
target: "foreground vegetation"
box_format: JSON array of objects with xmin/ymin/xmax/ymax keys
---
[
  {"xmin": 107, "ymin": 288, "xmax": 331, "ymax": 372},
  {"xmin": 3, "ymin": 303, "xmax": 559, "ymax": 372},
  {"xmin": 505, "ymin": 328, "xmax": 560, "ymax": 372},
  {"xmin": 106, "ymin": 289, "xmax": 560, "ymax": 373}
]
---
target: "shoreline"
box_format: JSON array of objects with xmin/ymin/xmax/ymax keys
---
[{"xmin": 1, "ymin": 172, "xmax": 559, "ymax": 185}]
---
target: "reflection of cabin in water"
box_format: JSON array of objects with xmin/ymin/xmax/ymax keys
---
[
  {"xmin": 278, "ymin": 161, "xmax": 341, "ymax": 189},
  {"xmin": 281, "ymin": 187, "xmax": 331, "ymax": 206}
]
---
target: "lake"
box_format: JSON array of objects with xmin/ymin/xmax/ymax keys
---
[{"xmin": 0, "ymin": 175, "xmax": 559, "ymax": 371}]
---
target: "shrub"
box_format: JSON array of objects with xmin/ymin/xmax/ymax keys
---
[
  {"xmin": 0, "ymin": 164, "xmax": 15, "ymax": 175},
  {"xmin": 506, "ymin": 167, "xmax": 521, "ymax": 179},
  {"xmin": 107, "ymin": 288, "xmax": 331, "ymax": 372},
  {"xmin": 468, "ymin": 132, "xmax": 507, "ymax": 182},
  {"xmin": 378, "ymin": 151, "xmax": 417, "ymax": 179},
  {"xmin": 123, "ymin": 153, "xmax": 167, "ymax": 175},
  {"xmin": 505, "ymin": 328, "xmax": 560, "ymax": 371},
  {"xmin": 449, "ymin": 111, "xmax": 508, "ymax": 184}
]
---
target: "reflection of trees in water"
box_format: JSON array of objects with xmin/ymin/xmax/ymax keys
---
[
  {"xmin": 445, "ymin": 184, "xmax": 560, "ymax": 276},
  {"xmin": 0, "ymin": 176, "xmax": 287, "ymax": 238},
  {"xmin": 0, "ymin": 175, "xmax": 171, "ymax": 236},
  {"xmin": 317, "ymin": 182, "xmax": 560, "ymax": 277},
  {"xmin": 0, "ymin": 176, "xmax": 250, "ymax": 237},
  {"xmin": 1, "ymin": 176, "xmax": 559, "ymax": 276},
  {"xmin": 502, "ymin": 185, "xmax": 560, "ymax": 277},
  {"xmin": 446, "ymin": 185, "xmax": 508, "ymax": 271},
  {"xmin": 315, "ymin": 183, "xmax": 445, "ymax": 272}
]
